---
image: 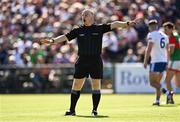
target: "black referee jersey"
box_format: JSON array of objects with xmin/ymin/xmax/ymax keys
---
[{"xmin": 65, "ymin": 24, "xmax": 112, "ymax": 56}]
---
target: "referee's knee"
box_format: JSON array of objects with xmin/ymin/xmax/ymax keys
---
[
  {"xmin": 91, "ymin": 79, "xmax": 101, "ymax": 90},
  {"xmin": 72, "ymin": 78, "xmax": 85, "ymax": 90},
  {"xmin": 72, "ymin": 83, "xmax": 82, "ymax": 91}
]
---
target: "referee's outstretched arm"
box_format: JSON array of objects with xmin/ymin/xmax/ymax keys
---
[
  {"xmin": 110, "ymin": 20, "xmax": 136, "ymax": 30},
  {"xmin": 40, "ymin": 35, "xmax": 68, "ymax": 44},
  {"xmin": 40, "ymin": 20, "xmax": 136, "ymax": 45}
]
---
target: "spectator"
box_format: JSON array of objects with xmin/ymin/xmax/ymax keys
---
[
  {"xmin": 103, "ymin": 32, "xmax": 119, "ymax": 62},
  {"xmin": 0, "ymin": 44, "xmax": 8, "ymax": 64},
  {"xmin": 123, "ymin": 48, "xmax": 138, "ymax": 63},
  {"xmin": 0, "ymin": 0, "xmax": 179, "ymax": 65}
]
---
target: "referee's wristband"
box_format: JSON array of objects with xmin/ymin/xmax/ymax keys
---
[{"xmin": 49, "ymin": 38, "xmax": 55, "ymax": 43}]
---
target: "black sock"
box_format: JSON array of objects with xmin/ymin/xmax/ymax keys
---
[
  {"xmin": 92, "ymin": 90, "xmax": 101, "ymax": 111},
  {"xmin": 70, "ymin": 90, "xmax": 80, "ymax": 112}
]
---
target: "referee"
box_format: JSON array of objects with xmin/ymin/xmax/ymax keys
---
[{"xmin": 41, "ymin": 9, "xmax": 136, "ymax": 116}]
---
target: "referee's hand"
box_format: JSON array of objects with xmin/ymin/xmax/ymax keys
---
[
  {"xmin": 40, "ymin": 39, "xmax": 53, "ymax": 44},
  {"xmin": 128, "ymin": 21, "xmax": 136, "ymax": 27},
  {"xmin": 127, "ymin": 18, "xmax": 143, "ymax": 27}
]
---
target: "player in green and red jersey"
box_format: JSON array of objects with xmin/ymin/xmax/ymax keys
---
[{"xmin": 163, "ymin": 22, "xmax": 180, "ymax": 104}]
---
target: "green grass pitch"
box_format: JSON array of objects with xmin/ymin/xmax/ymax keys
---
[{"xmin": 0, "ymin": 94, "xmax": 180, "ymax": 122}]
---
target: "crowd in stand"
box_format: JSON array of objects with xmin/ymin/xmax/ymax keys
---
[{"xmin": 0, "ymin": 0, "xmax": 180, "ymax": 66}]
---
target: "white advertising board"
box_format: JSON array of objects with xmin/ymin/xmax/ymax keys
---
[{"xmin": 115, "ymin": 63, "xmax": 159, "ymax": 93}]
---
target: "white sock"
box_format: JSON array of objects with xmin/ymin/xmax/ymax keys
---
[
  {"xmin": 156, "ymin": 99, "xmax": 160, "ymax": 103},
  {"xmin": 165, "ymin": 91, "xmax": 170, "ymax": 95}
]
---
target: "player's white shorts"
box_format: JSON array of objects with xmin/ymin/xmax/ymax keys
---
[{"xmin": 168, "ymin": 61, "xmax": 180, "ymax": 72}]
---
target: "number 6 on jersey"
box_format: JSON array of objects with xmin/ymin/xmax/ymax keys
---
[{"xmin": 160, "ymin": 37, "xmax": 165, "ymax": 48}]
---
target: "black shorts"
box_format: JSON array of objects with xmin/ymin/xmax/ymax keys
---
[{"xmin": 74, "ymin": 56, "xmax": 103, "ymax": 79}]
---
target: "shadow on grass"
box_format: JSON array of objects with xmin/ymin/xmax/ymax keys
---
[
  {"xmin": 76, "ymin": 115, "xmax": 109, "ymax": 118},
  {"xmin": 159, "ymin": 104, "xmax": 179, "ymax": 107},
  {"xmin": 177, "ymin": 103, "xmax": 180, "ymax": 106}
]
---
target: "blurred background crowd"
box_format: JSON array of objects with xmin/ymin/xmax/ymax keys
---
[{"xmin": 0, "ymin": 0, "xmax": 180, "ymax": 66}]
